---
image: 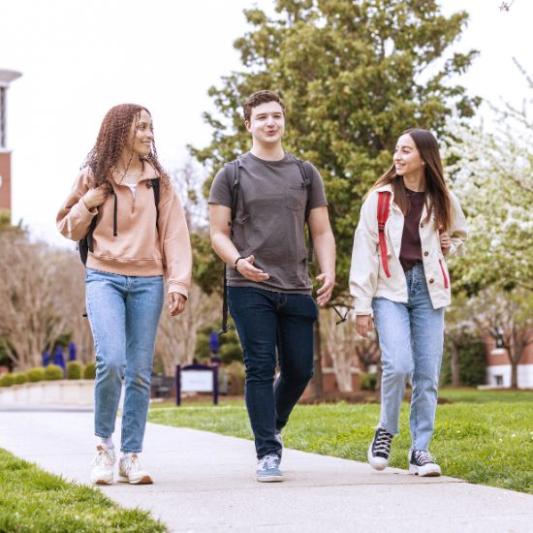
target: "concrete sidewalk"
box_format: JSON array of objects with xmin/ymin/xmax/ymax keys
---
[{"xmin": 0, "ymin": 409, "xmax": 531, "ymax": 532}]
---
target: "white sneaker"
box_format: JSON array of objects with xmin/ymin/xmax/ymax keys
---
[
  {"xmin": 118, "ymin": 453, "xmax": 153, "ymax": 485},
  {"xmin": 90, "ymin": 444, "xmax": 116, "ymax": 485},
  {"xmin": 408, "ymin": 449, "xmax": 442, "ymax": 477}
]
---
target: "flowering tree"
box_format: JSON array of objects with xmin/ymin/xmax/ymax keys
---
[
  {"xmin": 446, "ymin": 60, "xmax": 533, "ymax": 295},
  {"xmin": 444, "ymin": 61, "xmax": 533, "ymax": 388}
]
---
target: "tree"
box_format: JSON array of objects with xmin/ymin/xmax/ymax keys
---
[
  {"xmin": 192, "ymin": 0, "xmax": 479, "ymax": 298},
  {"xmin": 471, "ymin": 288, "xmax": 533, "ymax": 389},
  {"xmin": 446, "ymin": 59, "xmax": 533, "ymax": 295},
  {"xmin": 155, "ymin": 283, "xmax": 221, "ymax": 376},
  {"xmin": 0, "ymin": 228, "xmax": 90, "ymax": 370},
  {"xmin": 320, "ymin": 308, "xmax": 379, "ymax": 392}
]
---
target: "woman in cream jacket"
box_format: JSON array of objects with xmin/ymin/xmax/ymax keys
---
[{"xmin": 349, "ymin": 128, "xmax": 467, "ymax": 477}]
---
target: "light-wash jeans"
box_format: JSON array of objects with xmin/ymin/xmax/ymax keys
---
[
  {"xmin": 372, "ymin": 263, "xmax": 445, "ymax": 451},
  {"xmin": 85, "ymin": 268, "xmax": 164, "ymax": 453}
]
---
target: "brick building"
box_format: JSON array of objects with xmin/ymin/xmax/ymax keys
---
[{"xmin": 485, "ymin": 337, "xmax": 533, "ymax": 389}]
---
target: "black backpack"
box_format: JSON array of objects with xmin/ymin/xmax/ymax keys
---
[
  {"xmin": 220, "ymin": 157, "xmax": 314, "ymax": 333},
  {"xmin": 78, "ymin": 178, "xmax": 160, "ymax": 265}
]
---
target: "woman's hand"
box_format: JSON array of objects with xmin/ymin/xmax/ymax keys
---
[
  {"xmin": 355, "ymin": 315, "xmax": 373, "ymax": 337},
  {"xmin": 168, "ymin": 293, "xmax": 186, "ymax": 316},
  {"xmin": 440, "ymin": 231, "xmax": 451, "ymax": 255},
  {"xmin": 82, "ymin": 185, "xmax": 109, "ymax": 210}
]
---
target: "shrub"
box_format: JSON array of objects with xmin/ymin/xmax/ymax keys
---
[
  {"xmin": 0, "ymin": 373, "xmax": 14, "ymax": 387},
  {"xmin": 441, "ymin": 333, "xmax": 487, "ymax": 386},
  {"xmin": 225, "ymin": 361, "xmax": 245, "ymax": 395},
  {"xmin": 11, "ymin": 372, "xmax": 28, "ymax": 385},
  {"xmin": 360, "ymin": 372, "xmax": 377, "ymax": 391},
  {"xmin": 83, "ymin": 362, "xmax": 96, "ymax": 380},
  {"xmin": 66, "ymin": 361, "xmax": 83, "ymax": 380},
  {"xmin": 26, "ymin": 368, "xmax": 46, "ymax": 383},
  {"xmin": 44, "ymin": 364, "xmax": 64, "ymax": 381}
]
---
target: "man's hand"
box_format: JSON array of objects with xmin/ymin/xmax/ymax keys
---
[
  {"xmin": 355, "ymin": 315, "xmax": 373, "ymax": 337},
  {"xmin": 440, "ymin": 231, "xmax": 451, "ymax": 255},
  {"xmin": 83, "ymin": 185, "xmax": 109, "ymax": 210},
  {"xmin": 168, "ymin": 292, "xmax": 186, "ymax": 316},
  {"xmin": 315, "ymin": 272, "xmax": 334, "ymax": 307},
  {"xmin": 236, "ymin": 255, "xmax": 270, "ymax": 282}
]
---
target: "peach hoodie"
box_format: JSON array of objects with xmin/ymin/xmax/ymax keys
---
[{"xmin": 57, "ymin": 167, "xmax": 192, "ymax": 298}]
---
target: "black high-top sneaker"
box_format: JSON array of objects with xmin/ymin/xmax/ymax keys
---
[
  {"xmin": 408, "ymin": 449, "xmax": 441, "ymax": 477},
  {"xmin": 367, "ymin": 427, "xmax": 394, "ymax": 471}
]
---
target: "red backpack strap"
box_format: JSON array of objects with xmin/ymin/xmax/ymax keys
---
[{"xmin": 377, "ymin": 191, "xmax": 392, "ymax": 278}]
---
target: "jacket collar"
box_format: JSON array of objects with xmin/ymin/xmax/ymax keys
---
[
  {"xmin": 374, "ymin": 183, "xmax": 393, "ymax": 194},
  {"xmin": 373, "ymin": 182, "xmax": 431, "ymax": 221}
]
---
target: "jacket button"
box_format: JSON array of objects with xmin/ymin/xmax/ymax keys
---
[
  {"xmin": 420, "ymin": 223, "xmax": 424, "ymax": 228},
  {"xmin": 424, "ymin": 251, "xmax": 429, "ymax": 257},
  {"xmin": 429, "ymin": 278, "xmax": 434, "ymax": 284}
]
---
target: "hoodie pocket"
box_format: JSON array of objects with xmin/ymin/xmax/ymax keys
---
[{"xmin": 439, "ymin": 259, "xmax": 449, "ymax": 289}]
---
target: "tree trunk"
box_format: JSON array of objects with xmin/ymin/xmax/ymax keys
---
[
  {"xmin": 312, "ymin": 318, "xmax": 324, "ymax": 400},
  {"xmin": 451, "ymin": 341, "xmax": 461, "ymax": 387},
  {"xmin": 510, "ymin": 358, "xmax": 518, "ymax": 389}
]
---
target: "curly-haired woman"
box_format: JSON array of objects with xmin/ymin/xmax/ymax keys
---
[
  {"xmin": 349, "ymin": 129, "xmax": 467, "ymax": 477},
  {"xmin": 57, "ymin": 104, "xmax": 192, "ymax": 485}
]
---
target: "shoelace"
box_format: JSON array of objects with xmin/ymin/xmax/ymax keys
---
[
  {"xmin": 374, "ymin": 429, "xmax": 393, "ymax": 455},
  {"xmin": 260, "ymin": 455, "xmax": 279, "ymax": 470},
  {"xmin": 93, "ymin": 447, "xmax": 114, "ymax": 467},
  {"xmin": 413, "ymin": 450, "xmax": 435, "ymax": 466},
  {"xmin": 122, "ymin": 454, "xmax": 140, "ymax": 474}
]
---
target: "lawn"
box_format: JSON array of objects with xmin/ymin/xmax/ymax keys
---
[
  {"xmin": 148, "ymin": 388, "xmax": 533, "ymax": 494},
  {"xmin": 0, "ymin": 448, "xmax": 165, "ymax": 533}
]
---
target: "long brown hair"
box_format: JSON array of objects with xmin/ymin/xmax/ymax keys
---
[
  {"xmin": 372, "ymin": 128, "xmax": 451, "ymax": 231},
  {"xmin": 83, "ymin": 103, "xmax": 170, "ymax": 188}
]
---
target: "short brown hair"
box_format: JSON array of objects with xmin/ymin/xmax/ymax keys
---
[{"xmin": 243, "ymin": 90, "xmax": 286, "ymax": 123}]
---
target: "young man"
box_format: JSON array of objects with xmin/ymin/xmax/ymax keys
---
[{"xmin": 208, "ymin": 90, "xmax": 336, "ymax": 482}]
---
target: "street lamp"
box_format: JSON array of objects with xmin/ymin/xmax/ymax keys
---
[{"xmin": 0, "ymin": 69, "xmax": 22, "ymax": 149}]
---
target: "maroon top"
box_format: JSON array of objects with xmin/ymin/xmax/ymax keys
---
[{"xmin": 400, "ymin": 189, "xmax": 425, "ymax": 272}]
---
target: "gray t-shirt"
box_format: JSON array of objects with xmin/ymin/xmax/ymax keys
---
[{"xmin": 208, "ymin": 151, "xmax": 328, "ymax": 293}]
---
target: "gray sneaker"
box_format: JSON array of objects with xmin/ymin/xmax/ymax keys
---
[
  {"xmin": 275, "ymin": 431, "xmax": 283, "ymax": 457},
  {"xmin": 256, "ymin": 453, "xmax": 283, "ymax": 482}
]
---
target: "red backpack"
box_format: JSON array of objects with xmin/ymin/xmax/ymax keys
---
[{"xmin": 377, "ymin": 191, "xmax": 392, "ymax": 278}]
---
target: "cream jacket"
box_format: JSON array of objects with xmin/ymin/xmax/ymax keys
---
[
  {"xmin": 57, "ymin": 168, "xmax": 192, "ymax": 298},
  {"xmin": 349, "ymin": 184, "xmax": 467, "ymax": 315}
]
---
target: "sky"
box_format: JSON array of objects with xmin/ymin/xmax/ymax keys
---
[{"xmin": 0, "ymin": 0, "xmax": 531, "ymax": 247}]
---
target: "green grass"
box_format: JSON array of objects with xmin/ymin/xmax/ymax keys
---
[
  {"xmin": 439, "ymin": 387, "xmax": 533, "ymax": 403},
  {"xmin": 0, "ymin": 448, "xmax": 166, "ymax": 533},
  {"xmin": 149, "ymin": 390, "xmax": 533, "ymax": 494}
]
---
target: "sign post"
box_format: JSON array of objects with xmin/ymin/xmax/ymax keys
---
[{"xmin": 175, "ymin": 364, "xmax": 219, "ymax": 406}]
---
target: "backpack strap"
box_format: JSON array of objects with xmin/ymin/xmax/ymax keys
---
[
  {"xmin": 221, "ymin": 160, "xmax": 241, "ymax": 334},
  {"xmin": 80, "ymin": 179, "xmax": 160, "ymax": 266},
  {"xmin": 151, "ymin": 178, "xmax": 160, "ymax": 228},
  {"xmin": 296, "ymin": 159, "xmax": 314, "ymax": 261},
  {"xmin": 377, "ymin": 191, "xmax": 392, "ymax": 278}
]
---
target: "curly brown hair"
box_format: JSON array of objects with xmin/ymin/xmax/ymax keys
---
[{"xmin": 83, "ymin": 103, "xmax": 170, "ymax": 188}]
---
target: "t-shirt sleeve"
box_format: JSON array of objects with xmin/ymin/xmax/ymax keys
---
[
  {"xmin": 208, "ymin": 167, "xmax": 232, "ymax": 208},
  {"xmin": 308, "ymin": 164, "xmax": 328, "ymax": 209}
]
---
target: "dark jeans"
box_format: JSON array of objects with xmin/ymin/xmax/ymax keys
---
[{"xmin": 228, "ymin": 286, "xmax": 317, "ymax": 459}]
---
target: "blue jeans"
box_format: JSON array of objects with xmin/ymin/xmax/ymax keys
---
[
  {"xmin": 372, "ymin": 263, "xmax": 444, "ymax": 451},
  {"xmin": 228, "ymin": 287, "xmax": 317, "ymax": 459},
  {"xmin": 85, "ymin": 268, "xmax": 164, "ymax": 453}
]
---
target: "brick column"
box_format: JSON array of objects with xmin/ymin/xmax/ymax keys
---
[{"xmin": 0, "ymin": 150, "xmax": 11, "ymax": 213}]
